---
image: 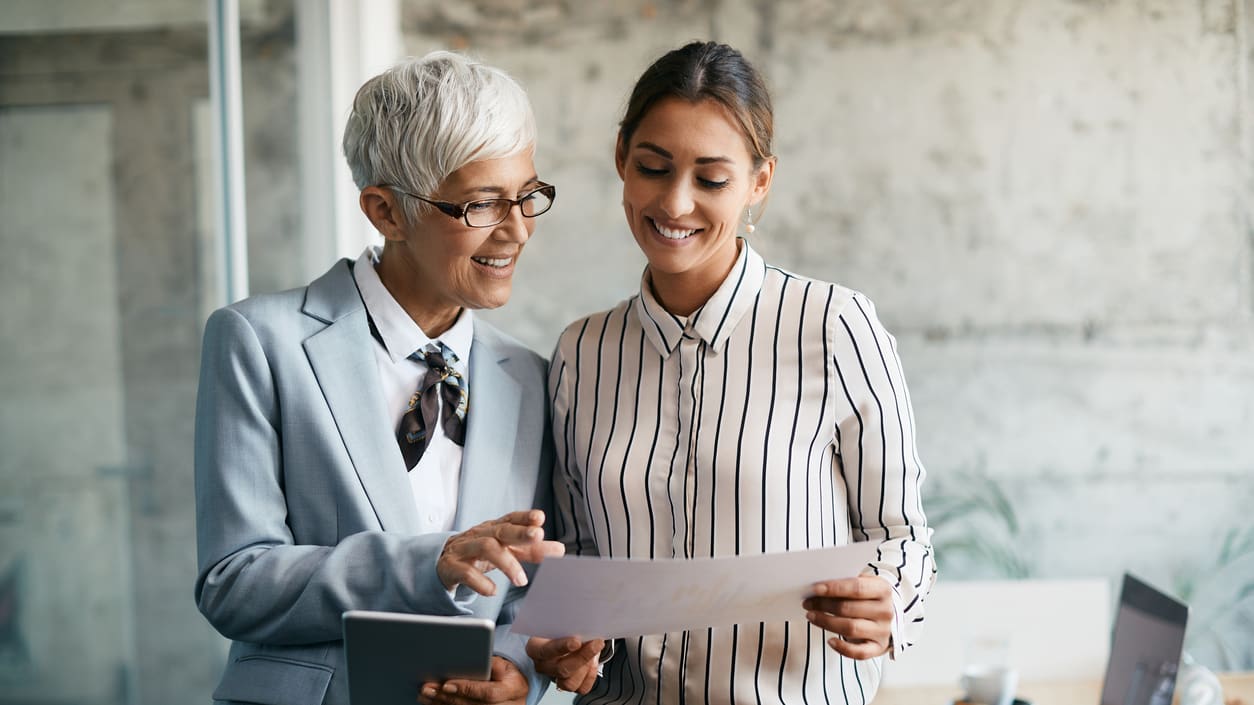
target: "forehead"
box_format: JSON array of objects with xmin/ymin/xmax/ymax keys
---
[
  {"xmin": 439, "ymin": 149, "xmax": 537, "ymax": 195},
  {"xmin": 629, "ymin": 98, "xmax": 753, "ymax": 163}
]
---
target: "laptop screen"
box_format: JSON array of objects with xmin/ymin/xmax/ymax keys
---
[{"xmin": 1098, "ymin": 573, "xmax": 1189, "ymax": 705}]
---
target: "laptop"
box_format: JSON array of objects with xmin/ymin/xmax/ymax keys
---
[{"xmin": 1098, "ymin": 573, "xmax": 1190, "ymax": 705}]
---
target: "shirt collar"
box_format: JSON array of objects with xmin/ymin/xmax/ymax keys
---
[
  {"xmin": 352, "ymin": 245, "xmax": 474, "ymax": 370},
  {"xmin": 634, "ymin": 238, "xmax": 766, "ymax": 357}
]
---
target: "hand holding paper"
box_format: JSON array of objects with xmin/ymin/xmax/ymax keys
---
[{"xmin": 512, "ymin": 541, "xmax": 881, "ymax": 640}]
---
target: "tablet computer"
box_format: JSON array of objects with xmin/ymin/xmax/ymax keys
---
[{"xmin": 343, "ymin": 610, "xmax": 494, "ymax": 705}]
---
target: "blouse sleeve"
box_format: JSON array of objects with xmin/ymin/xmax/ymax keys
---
[
  {"xmin": 829, "ymin": 291, "xmax": 936, "ymax": 655},
  {"xmin": 548, "ymin": 330, "xmax": 601, "ymax": 558}
]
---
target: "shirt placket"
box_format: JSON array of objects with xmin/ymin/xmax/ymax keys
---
[{"xmin": 673, "ymin": 329, "xmax": 703, "ymax": 559}]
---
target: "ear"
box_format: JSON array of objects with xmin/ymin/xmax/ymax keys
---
[
  {"xmin": 749, "ymin": 155, "xmax": 776, "ymax": 207},
  {"xmin": 359, "ymin": 186, "xmax": 408, "ymax": 241},
  {"xmin": 614, "ymin": 133, "xmax": 628, "ymax": 181}
]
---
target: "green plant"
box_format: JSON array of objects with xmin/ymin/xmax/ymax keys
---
[
  {"xmin": 927, "ymin": 470, "xmax": 1032, "ymax": 579},
  {"xmin": 1173, "ymin": 526, "xmax": 1254, "ymax": 670}
]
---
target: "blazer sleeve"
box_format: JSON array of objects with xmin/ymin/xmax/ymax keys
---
[
  {"xmin": 193, "ymin": 306, "xmax": 468, "ymax": 645},
  {"xmin": 490, "ymin": 393, "xmax": 557, "ymax": 704},
  {"xmin": 829, "ymin": 292, "xmax": 937, "ymax": 655}
]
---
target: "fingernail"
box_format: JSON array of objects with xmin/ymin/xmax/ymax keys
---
[
  {"xmin": 806, "ymin": 611, "xmax": 817, "ymax": 621},
  {"xmin": 421, "ymin": 686, "xmax": 435, "ymax": 697},
  {"xmin": 443, "ymin": 683, "xmax": 458, "ymax": 694},
  {"xmin": 813, "ymin": 583, "xmax": 828, "ymax": 595},
  {"xmin": 516, "ymin": 572, "xmax": 529, "ymax": 586},
  {"xmin": 528, "ymin": 527, "xmax": 541, "ymax": 540}
]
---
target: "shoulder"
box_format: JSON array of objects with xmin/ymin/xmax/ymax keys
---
[
  {"xmin": 758, "ymin": 261, "xmax": 870, "ymax": 319},
  {"xmin": 551, "ymin": 296, "xmax": 636, "ymax": 363},
  {"xmin": 203, "ymin": 260, "xmax": 354, "ymax": 349}
]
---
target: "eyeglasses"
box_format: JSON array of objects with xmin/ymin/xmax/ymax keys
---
[{"xmin": 384, "ymin": 183, "xmax": 556, "ymax": 228}]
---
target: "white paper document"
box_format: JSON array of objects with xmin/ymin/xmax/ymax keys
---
[{"xmin": 511, "ymin": 541, "xmax": 882, "ymax": 639}]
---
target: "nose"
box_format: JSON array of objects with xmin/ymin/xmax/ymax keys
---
[
  {"xmin": 659, "ymin": 180, "xmax": 694, "ymax": 219},
  {"xmin": 492, "ymin": 202, "xmax": 532, "ymax": 243}
]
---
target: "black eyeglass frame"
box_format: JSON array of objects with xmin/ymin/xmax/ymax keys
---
[{"xmin": 382, "ymin": 183, "xmax": 557, "ymax": 228}]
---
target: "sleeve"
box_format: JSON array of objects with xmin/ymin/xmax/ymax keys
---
[
  {"xmin": 547, "ymin": 332, "xmax": 600, "ymax": 558},
  {"xmin": 491, "ymin": 384, "xmax": 558, "ymax": 704},
  {"xmin": 547, "ymin": 333, "xmax": 617, "ymax": 670},
  {"xmin": 193, "ymin": 306, "xmax": 469, "ymax": 645},
  {"xmin": 829, "ymin": 293, "xmax": 937, "ymax": 656}
]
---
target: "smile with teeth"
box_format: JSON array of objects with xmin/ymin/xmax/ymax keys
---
[
  {"xmin": 650, "ymin": 217, "xmax": 700, "ymax": 240},
  {"xmin": 471, "ymin": 256, "xmax": 512, "ymax": 268}
]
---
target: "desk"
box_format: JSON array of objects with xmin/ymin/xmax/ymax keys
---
[{"xmin": 874, "ymin": 671, "xmax": 1254, "ymax": 705}]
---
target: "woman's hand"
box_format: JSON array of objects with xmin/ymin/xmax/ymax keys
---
[
  {"xmin": 420, "ymin": 656, "xmax": 528, "ymax": 705},
  {"xmin": 803, "ymin": 575, "xmax": 895, "ymax": 660},
  {"xmin": 437, "ymin": 509, "xmax": 565, "ymax": 595},
  {"xmin": 526, "ymin": 636, "xmax": 604, "ymax": 694}
]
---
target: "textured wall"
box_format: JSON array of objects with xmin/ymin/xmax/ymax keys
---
[
  {"xmin": 0, "ymin": 3, "xmax": 1251, "ymax": 705},
  {"xmin": 405, "ymin": 0, "xmax": 1254, "ymax": 668}
]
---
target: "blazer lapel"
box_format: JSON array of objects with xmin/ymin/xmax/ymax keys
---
[
  {"xmin": 302, "ymin": 262, "xmax": 419, "ymax": 535},
  {"xmin": 456, "ymin": 327, "xmax": 525, "ymax": 529}
]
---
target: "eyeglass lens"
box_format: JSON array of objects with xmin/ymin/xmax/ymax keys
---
[{"xmin": 464, "ymin": 187, "xmax": 554, "ymax": 227}]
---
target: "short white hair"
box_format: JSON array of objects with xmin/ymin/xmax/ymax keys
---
[{"xmin": 342, "ymin": 50, "xmax": 537, "ymax": 223}]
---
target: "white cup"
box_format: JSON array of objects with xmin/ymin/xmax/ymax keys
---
[
  {"xmin": 1178, "ymin": 654, "xmax": 1224, "ymax": 705},
  {"xmin": 960, "ymin": 664, "xmax": 1019, "ymax": 705}
]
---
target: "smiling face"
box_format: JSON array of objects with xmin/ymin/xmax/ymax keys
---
[
  {"xmin": 616, "ymin": 97, "xmax": 773, "ymax": 315},
  {"xmin": 373, "ymin": 150, "xmax": 542, "ymax": 335}
]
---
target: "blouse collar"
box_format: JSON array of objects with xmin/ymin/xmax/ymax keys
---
[{"xmin": 634, "ymin": 238, "xmax": 766, "ymax": 357}]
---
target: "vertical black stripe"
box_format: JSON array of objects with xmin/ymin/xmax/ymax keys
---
[
  {"xmin": 677, "ymin": 630, "xmax": 690, "ymax": 705},
  {"xmin": 707, "ymin": 343, "xmax": 731, "ymax": 558},
  {"xmin": 656, "ymin": 634, "xmax": 669, "ymax": 705},
  {"xmin": 853, "ymin": 296, "xmax": 912, "ymax": 541},
  {"xmin": 702, "ymin": 627, "xmax": 714, "ymax": 705},
  {"xmin": 643, "ymin": 355, "xmax": 664, "ymax": 558},
  {"xmin": 839, "ymin": 314, "xmax": 889, "ymax": 536},
  {"xmin": 733, "ymin": 295, "xmax": 762, "ymax": 555},
  {"xmin": 761, "ymin": 278, "xmax": 786, "ymax": 553},
  {"xmin": 571, "ymin": 319, "xmax": 605, "ymax": 552},
  {"xmin": 753, "ymin": 622, "xmax": 767, "ymax": 704},
  {"xmin": 614, "ymin": 312, "xmax": 640, "ymax": 558},
  {"xmin": 778, "ymin": 622, "xmax": 792, "ymax": 704},
  {"xmin": 832, "ymin": 337, "xmax": 869, "ymax": 542},
  {"xmin": 592, "ymin": 312, "xmax": 618, "ymax": 553}
]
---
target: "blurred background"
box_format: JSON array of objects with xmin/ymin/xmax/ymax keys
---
[{"xmin": 1, "ymin": 0, "xmax": 1251, "ymax": 703}]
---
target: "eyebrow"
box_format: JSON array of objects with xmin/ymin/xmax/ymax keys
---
[
  {"xmin": 636, "ymin": 141, "xmax": 733, "ymax": 165},
  {"xmin": 462, "ymin": 175, "xmax": 541, "ymax": 198}
]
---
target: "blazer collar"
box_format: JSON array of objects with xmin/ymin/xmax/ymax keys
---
[
  {"xmin": 301, "ymin": 260, "xmax": 421, "ymax": 534},
  {"xmin": 454, "ymin": 323, "xmax": 526, "ymax": 529}
]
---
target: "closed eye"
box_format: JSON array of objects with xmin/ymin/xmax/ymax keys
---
[
  {"xmin": 698, "ymin": 178, "xmax": 730, "ymax": 190},
  {"xmin": 634, "ymin": 163, "xmax": 667, "ymax": 177}
]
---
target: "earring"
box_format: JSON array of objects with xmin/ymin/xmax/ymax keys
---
[{"xmin": 745, "ymin": 205, "xmax": 755, "ymax": 234}]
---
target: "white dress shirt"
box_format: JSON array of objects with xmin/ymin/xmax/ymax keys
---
[
  {"xmin": 353, "ymin": 246, "xmax": 473, "ymax": 533},
  {"xmin": 549, "ymin": 240, "xmax": 936, "ymax": 705}
]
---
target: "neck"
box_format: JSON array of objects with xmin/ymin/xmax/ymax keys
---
[
  {"xmin": 647, "ymin": 239, "xmax": 741, "ymax": 317},
  {"xmin": 375, "ymin": 243, "xmax": 461, "ymax": 338}
]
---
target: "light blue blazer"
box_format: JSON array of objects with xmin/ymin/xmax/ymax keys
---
[{"xmin": 194, "ymin": 260, "xmax": 554, "ymax": 705}]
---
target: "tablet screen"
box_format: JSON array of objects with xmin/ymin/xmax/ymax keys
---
[{"xmin": 343, "ymin": 610, "xmax": 494, "ymax": 705}]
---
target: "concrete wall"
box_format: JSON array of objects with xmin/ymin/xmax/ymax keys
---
[
  {"xmin": 0, "ymin": 1, "xmax": 1250, "ymax": 704},
  {"xmin": 407, "ymin": 0, "xmax": 1254, "ymax": 670}
]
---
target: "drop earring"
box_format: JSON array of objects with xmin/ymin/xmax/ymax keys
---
[{"xmin": 745, "ymin": 205, "xmax": 755, "ymax": 234}]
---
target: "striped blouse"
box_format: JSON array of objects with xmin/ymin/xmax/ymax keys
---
[{"xmin": 548, "ymin": 240, "xmax": 936, "ymax": 705}]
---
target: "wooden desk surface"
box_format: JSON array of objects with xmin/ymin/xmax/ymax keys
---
[{"xmin": 874, "ymin": 671, "xmax": 1254, "ymax": 705}]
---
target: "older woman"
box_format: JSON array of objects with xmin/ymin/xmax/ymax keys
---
[{"xmin": 194, "ymin": 51, "xmax": 561, "ymax": 705}]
